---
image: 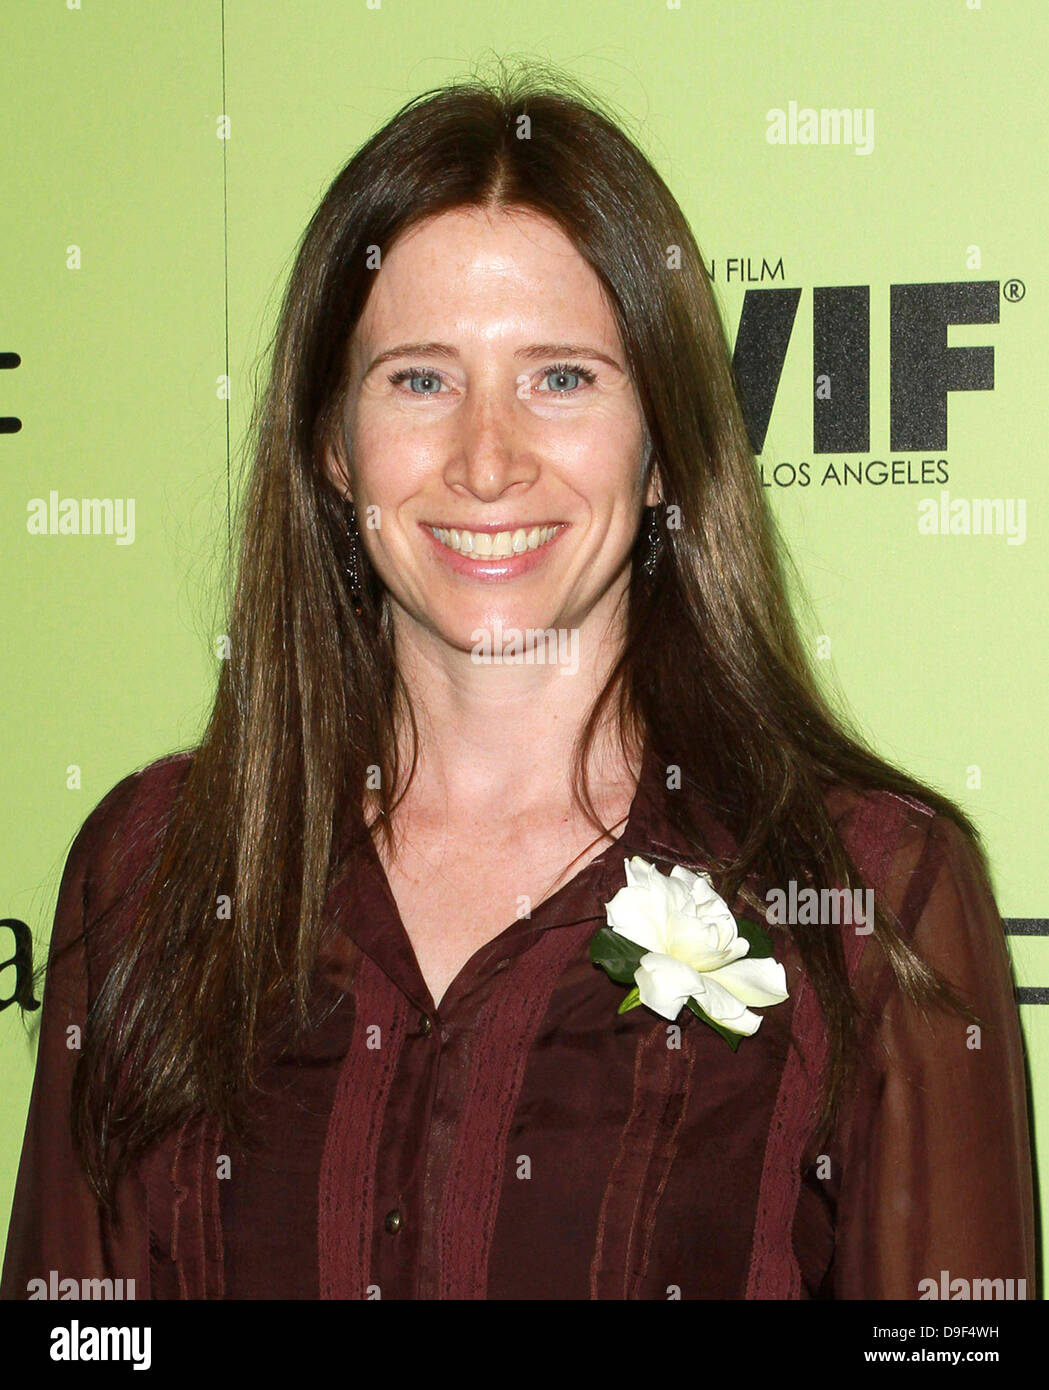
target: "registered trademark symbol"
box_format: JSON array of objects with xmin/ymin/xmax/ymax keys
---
[{"xmin": 1003, "ymin": 279, "xmax": 1025, "ymax": 303}]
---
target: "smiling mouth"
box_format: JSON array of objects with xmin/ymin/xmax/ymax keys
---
[{"xmin": 427, "ymin": 524, "xmax": 562, "ymax": 558}]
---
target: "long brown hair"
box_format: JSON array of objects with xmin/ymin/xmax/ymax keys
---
[{"xmin": 57, "ymin": 59, "xmax": 984, "ymax": 1210}]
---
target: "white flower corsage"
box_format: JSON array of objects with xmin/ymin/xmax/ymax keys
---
[{"xmin": 589, "ymin": 855, "xmax": 789, "ymax": 1050}]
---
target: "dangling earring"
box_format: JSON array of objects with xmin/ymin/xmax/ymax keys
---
[
  {"xmin": 345, "ymin": 501, "xmax": 364, "ymax": 617},
  {"xmin": 642, "ymin": 501, "xmax": 664, "ymax": 580}
]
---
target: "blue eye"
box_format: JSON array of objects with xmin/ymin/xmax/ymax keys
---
[
  {"xmin": 387, "ymin": 368, "xmax": 444, "ymax": 394},
  {"xmin": 541, "ymin": 362, "xmax": 597, "ymax": 392},
  {"xmin": 385, "ymin": 361, "xmax": 597, "ymax": 395}
]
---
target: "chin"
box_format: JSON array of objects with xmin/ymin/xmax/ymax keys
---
[{"xmin": 443, "ymin": 609, "xmax": 577, "ymax": 672}]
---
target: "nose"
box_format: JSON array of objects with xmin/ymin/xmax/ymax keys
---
[{"xmin": 442, "ymin": 377, "xmax": 539, "ymax": 502}]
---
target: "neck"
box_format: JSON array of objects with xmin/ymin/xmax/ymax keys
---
[{"xmin": 378, "ymin": 582, "xmax": 641, "ymax": 818}]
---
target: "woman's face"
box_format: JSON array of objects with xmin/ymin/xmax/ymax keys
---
[{"xmin": 327, "ymin": 205, "xmax": 658, "ymax": 662}]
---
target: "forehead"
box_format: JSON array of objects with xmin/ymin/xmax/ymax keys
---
[{"xmin": 352, "ymin": 205, "xmax": 620, "ymax": 347}]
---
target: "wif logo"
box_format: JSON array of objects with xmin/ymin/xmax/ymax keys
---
[{"xmin": 730, "ymin": 281, "xmax": 1001, "ymax": 454}]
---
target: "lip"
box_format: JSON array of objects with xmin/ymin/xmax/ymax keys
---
[
  {"xmin": 420, "ymin": 521, "xmax": 567, "ymax": 580},
  {"xmin": 419, "ymin": 520, "xmax": 564, "ymax": 533}
]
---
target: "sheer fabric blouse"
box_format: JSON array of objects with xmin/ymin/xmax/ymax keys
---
[{"xmin": 1, "ymin": 745, "xmax": 1036, "ymax": 1299}]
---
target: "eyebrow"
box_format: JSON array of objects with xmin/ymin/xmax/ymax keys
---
[{"xmin": 364, "ymin": 341, "xmax": 624, "ymax": 375}]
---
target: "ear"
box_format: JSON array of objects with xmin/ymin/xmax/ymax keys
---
[
  {"xmin": 323, "ymin": 432, "xmax": 353, "ymax": 504},
  {"xmin": 643, "ymin": 455, "xmax": 663, "ymax": 508}
]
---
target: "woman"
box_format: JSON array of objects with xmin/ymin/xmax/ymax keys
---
[{"xmin": 2, "ymin": 65, "xmax": 1035, "ymax": 1300}]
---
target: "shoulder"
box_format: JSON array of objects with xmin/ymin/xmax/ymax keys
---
[
  {"xmin": 62, "ymin": 750, "xmax": 195, "ymax": 939},
  {"xmin": 75, "ymin": 750, "xmax": 194, "ymax": 867},
  {"xmin": 821, "ymin": 782, "xmax": 987, "ymax": 936},
  {"xmin": 818, "ymin": 783, "xmax": 1009, "ymax": 1032},
  {"xmin": 41, "ymin": 751, "xmax": 195, "ymax": 1009},
  {"xmin": 824, "ymin": 781, "xmax": 936, "ymax": 853}
]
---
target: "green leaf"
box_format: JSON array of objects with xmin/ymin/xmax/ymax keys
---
[
  {"xmin": 589, "ymin": 926, "xmax": 646, "ymax": 984},
  {"xmin": 617, "ymin": 986, "xmax": 642, "ymax": 1014},
  {"xmin": 735, "ymin": 916, "xmax": 774, "ymax": 959},
  {"xmin": 685, "ymin": 997, "xmax": 744, "ymax": 1051}
]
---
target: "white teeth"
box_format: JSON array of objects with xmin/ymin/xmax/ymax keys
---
[{"xmin": 430, "ymin": 524, "xmax": 559, "ymax": 557}]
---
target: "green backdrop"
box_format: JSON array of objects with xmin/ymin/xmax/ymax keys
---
[{"xmin": 2, "ymin": 0, "xmax": 1045, "ymax": 1291}]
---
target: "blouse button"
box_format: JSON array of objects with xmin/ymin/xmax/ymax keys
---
[
  {"xmin": 418, "ymin": 1014, "xmax": 431, "ymax": 1036},
  {"xmin": 384, "ymin": 1208, "xmax": 402, "ymax": 1234}
]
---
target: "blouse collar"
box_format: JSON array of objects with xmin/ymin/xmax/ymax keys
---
[{"xmin": 319, "ymin": 731, "xmax": 743, "ymax": 1016}]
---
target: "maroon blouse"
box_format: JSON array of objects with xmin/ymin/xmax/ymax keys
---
[{"xmin": 1, "ymin": 743, "xmax": 1037, "ymax": 1299}]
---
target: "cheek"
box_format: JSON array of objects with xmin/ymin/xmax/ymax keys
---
[
  {"xmin": 349, "ymin": 406, "xmax": 387, "ymax": 469},
  {"xmin": 350, "ymin": 419, "xmax": 432, "ymax": 508},
  {"xmin": 578, "ymin": 456, "xmax": 646, "ymax": 523},
  {"xmin": 576, "ymin": 414, "xmax": 645, "ymax": 479}
]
